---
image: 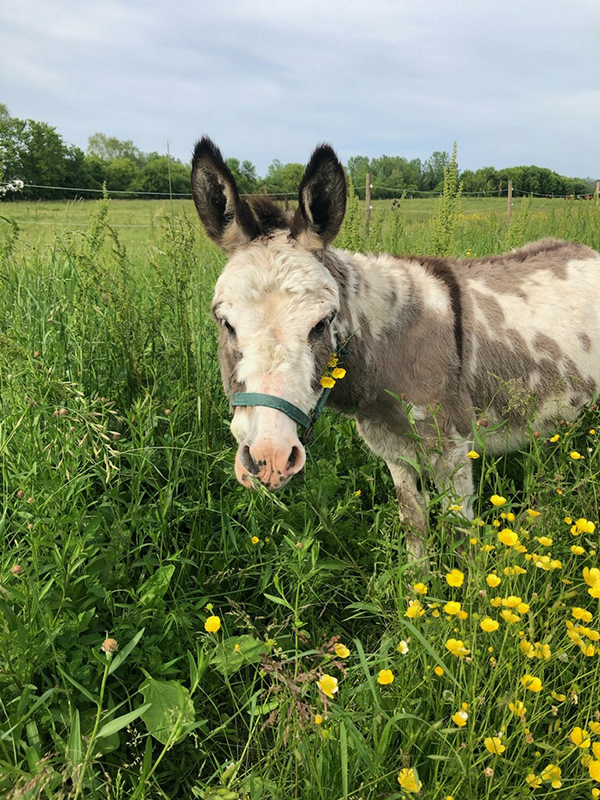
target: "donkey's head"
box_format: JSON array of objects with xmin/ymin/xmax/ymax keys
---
[{"xmin": 191, "ymin": 137, "xmax": 347, "ymax": 490}]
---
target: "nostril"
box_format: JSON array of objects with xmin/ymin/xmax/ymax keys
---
[
  {"xmin": 286, "ymin": 445, "xmax": 301, "ymax": 473},
  {"xmin": 240, "ymin": 445, "xmax": 259, "ymax": 475}
]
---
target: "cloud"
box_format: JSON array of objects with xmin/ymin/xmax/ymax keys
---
[{"xmin": 0, "ymin": 0, "xmax": 598, "ymax": 177}]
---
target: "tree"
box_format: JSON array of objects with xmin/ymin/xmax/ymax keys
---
[
  {"xmin": 87, "ymin": 133, "xmax": 142, "ymax": 164},
  {"xmin": 421, "ymin": 151, "xmax": 450, "ymax": 192},
  {"xmin": 226, "ymin": 157, "xmax": 258, "ymax": 194},
  {"xmin": 263, "ymin": 160, "xmax": 306, "ymax": 196},
  {"xmin": 132, "ymin": 156, "xmax": 190, "ymax": 194},
  {"xmin": 105, "ymin": 158, "xmax": 137, "ymax": 192}
]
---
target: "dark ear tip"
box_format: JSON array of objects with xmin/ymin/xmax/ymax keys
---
[
  {"xmin": 192, "ymin": 136, "xmax": 224, "ymax": 169},
  {"xmin": 308, "ymin": 143, "xmax": 343, "ymax": 171}
]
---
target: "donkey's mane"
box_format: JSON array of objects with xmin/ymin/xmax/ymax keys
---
[{"xmin": 246, "ymin": 195, "xmax": 293, "ymax": 236}]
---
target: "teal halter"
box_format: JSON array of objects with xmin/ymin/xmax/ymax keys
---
[
  {"xmin": 229, "ymin": 383, "xmax": 334, "ymax": 439},
  {"xmin": 229, "ymin": 346, "xmax": 345, "ymax": 440}
]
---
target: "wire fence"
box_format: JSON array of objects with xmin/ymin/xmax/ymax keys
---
[{"xmin": 7, "ymin": 181, "xmax": 596, "ymax": 201}]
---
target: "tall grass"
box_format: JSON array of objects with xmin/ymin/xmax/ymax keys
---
[{"xmin": 1, "ymin": 193, "xmax": 600, "ymax": 799}]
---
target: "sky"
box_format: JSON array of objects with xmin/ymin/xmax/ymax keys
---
[{"xmin": 1, "ymin": 0, "xmax": 599, "ymax": 179}]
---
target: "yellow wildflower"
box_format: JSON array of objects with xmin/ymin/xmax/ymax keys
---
[
  {"xmin": 413, "ymin": 582, "xmax": 428, "ymax": 595},
  {"xmin": 251, "ymin": 535, "xmax": 259, "ymax": 544},
  {"xmin": 501, "ymin": 610, "xmax": 521, "ymax": 624},
  {"xmin": 572, "ymin": 607, "xmax": 593, "ymax": 622},
  {"xmin": 397, "ymin": 768, "xmax": 422, "ymax": 794},
  {"xmin": 449, "ymin": 503, "xmax": 462, "ymax": 511},
  {"xmin": 406, "ymin": 600, "xmax": 426, "ymax": 619},
  {"xmin": 480, "ymin": 617, "xmax": 499, "ymax": 632},
  {"xmin": 521, "ymin": 675, "xmax": 543, "ymax": 692},
  {"xmin": 204, "ymin": 615, "xmax": 222, "ymax": 633},
  {"xmin": 590, "ymin": 722, "xmax": 600, "ymax": 735},
  {"xmin": 527, "ymin": 509, "xmax": 541, "ymax": 518},
  {"xmin": 486, "ymin": 573, "xmax": 501, "ymax": 587},
  {"xmin": 444, "ymin": 601, "xmax": 462, "ymax": 616},
  {"xmin": 452, "ymin": 710, "xmax": 468, "ymax": 727},
  {"xmin": 377, "ymin": 669, "xmax": 394, "ymax": 685},
  {"xmin": 536, "ymin": 536, "xmax": 553, "ymax": 546},
  {"xmin": 526, "ymin": 773, "xmax": 542, "ymax": 788},
  {"xmin": 550, "ymin": 434, "xmax": 560, "ymax": 442},
  {"xmin": 445, "ymin": 638, "xmax": 470, "ymax": 658},
  {"xmin": 502, "ymin": 595, "xmax": 522, "ymax": 608},
  {"xmin": 498, "ymin": 529, "xmax": 519, "ymax": 546},
  {"xmin": 509, "ymin": 700, "xmax": 526, "ymax": 717},
  {"xmin": 570, "ymin": 727, "xmax": 591, "ymax": 748},
  {"xmin": 570, "ymin": 451, "xmax": 584, "ymax": 460},
  {"xmin": 540, "ymin": 764, "xmax": 562, "ymax": 788},
  {"xmin": 551, "ymin": 691, "xmax": 566, "ymax": 702},
  {"xmin": 466, "ymin": 450, "xmax": 480, "ymax": 459},
  {"xmin": 490, "ymin": 495, "xmax": 507, "ymax": 507},
  {"xmin": 320, "ymin": 376, "xmax": 335, "ymax": 389},
  {"xmin": 484, "ymin": 736, "xmax": 506, "ymax": 755},
  {"xmin": 590, "ymin": 760, "xmax": 600, "ymax": 781},
  {"xmin": 331, "ymin": 367, "xmax": 346, "ymax": 380},
  {"xmin": 317, "ymin": 674, "xmax": 339, "ymax": 698},
  {"xmin": 446, "ymin": 569, "xmax": 465, "ymax": 587},
  {"xmin": 434, "ymin": 665, "xmax": 444, "ymax": 676},
  {"xmin": 571, "ymin": 545, "xmax": 585, "ymax": 555},
  {"xmin": 314, "ymin": 714, "xmax": 323, "ymax": 724},
  {"xmin": 334, "ymin": 643, "xmax": 350, "ymax": 658},
  {"xmin": 397, "ymin": 640, "xmax": 409, "ymax": 654}
]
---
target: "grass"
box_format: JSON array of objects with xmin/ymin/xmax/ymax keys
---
[{"xmin": 1, "ymin": 190, "xmax": 600, "ymax": 799}]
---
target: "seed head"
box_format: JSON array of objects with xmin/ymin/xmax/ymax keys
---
[
  {"xmin": 101, "ymin": 637, "xmax": 119, "ymax": 655},
  {"xmin": 11, "ymin": 564, "xmax": 23, "ymax": 576}
]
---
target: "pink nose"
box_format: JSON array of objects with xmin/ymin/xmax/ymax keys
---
[{"xmin": 235, "ymin": 438, "xmax": 306, "ymax": 489}]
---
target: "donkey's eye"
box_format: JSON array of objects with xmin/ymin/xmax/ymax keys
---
[
  {"xmin": 310, "ymin": 317, "xmax": 331, "ymax": 338},
  {"xmin": 221, "ymin": 319, "xmax": 236, "ymax": 337}
]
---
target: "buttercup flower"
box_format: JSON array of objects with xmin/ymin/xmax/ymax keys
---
[
  {"xmin": 540, "ymin": 764, "xmax": 562, "ymax": 788},
  {"xmin": 486, "ymin": 573, "xmax": 501, "ymax": 588},
  {"xmin": 526, "ymin": 773, "xmax": 542, "ymax": 789},
  {"xmin": 320, "ymin": 376, "xmax": 335, "ymax": 389},
  {"xmin": 521, "ymin": 675, "xmax": 543, "ymax": 692},
  {"xmin": 445, "ymin": 638, "xmax": 470, "ymax": 658},
  {"xmin": 413, "ymin": 582, "xmax": 428, "ymax": 595},
  {"xmin": 446, "ymin": 569, "xmax": 465, "ymax": 588},
  {"xmin": 377, "ymin": 669, "xmax": 395, "ymax": 685},
  {"xmin": 498, "ymin": 529, "xmax": 519, "ymax": 546},
  {"xmin": 204, "ymin": 615, "xmax": 221, "ymax": 633},
  {"xmin": 484, "ymin": 736, "xmax": 506, "ymax": 755},
  {"xmin": 452, "ymin": 710, "xmax": 468, "ymax": 727},
  {"xmin": 406, "ymin": 600, "xmax": 426, "ymax": 618},
  {"xmin": 397, "ymin": 640, "xmax": 410, "ymax": 655},
  {"xmin": 572, "ymin": 607, "xmax": 593, "ymax": 622},
  {"xmin": 444, "ymin": 601, "xmax": 462, "ymax": 616},
  {"xmin": 480, "ymin": 617, "xmax": 499, "ymax": 632},
  {"xmin": 570, "ymin": 451, "xmax": 584, "ymax": 460},
  {"xmin": 331, "ymin": 367, "xmax": 346, "ymax": 380},
  {"xmin": 509, "ymin": 700, "xmax": 526, "ymax": 717},
  {"xmin": 317, "ymin": 674, "xmax": 339, "ymax": 698},
  {"xmin": 434, "ymin": 666, "xmax": 445, "ymax": 676},
  {"xmin": 570, "ymin": 727, "xmax": 591, "ymax": 748},
  {"xmin": 466, "ymin": 450, "xmax": 480, "ymax": 459},
  {"xmin": 397, "ymin": 768, "xmax": 422, "ymax": 794},
  {"xmin": 490, "ymin": 495, "xmax": 507, "ymax": 507},
  {"xmin": 334, "ymin": 643, "xmax": 350, "ymax": 658}
]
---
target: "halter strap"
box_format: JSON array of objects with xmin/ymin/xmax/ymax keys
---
[
  {"xmin": 229, "ymin": 392, "xmax": 312, "ymax": 430},
  {"xmin": 229, "ymin": 344, "xmax": 346, "ymax": 440}
]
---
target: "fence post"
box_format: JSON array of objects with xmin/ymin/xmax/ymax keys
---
[
  {"xmin": 507, "ymin": 180, "xmax": 513, "ymax": 222},
  {"xmin": 365, "ymin": 173, "xmax": 372, "ymax": 225},
  {"xmin": 595, "ymin": 180, "xmax": 600, "ymax": 206}
]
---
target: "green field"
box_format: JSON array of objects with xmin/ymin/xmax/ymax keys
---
[{"xmin": 1, "ymin": 194, "xmax": 600, "ymax": 799}]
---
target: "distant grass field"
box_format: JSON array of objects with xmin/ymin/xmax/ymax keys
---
[{"xmin": 1, "ymin": 192, "xmax": 600, "ymax": 799}]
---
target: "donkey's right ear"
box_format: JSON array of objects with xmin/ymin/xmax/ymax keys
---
[{"xmin": 191, "ymin": 137, "xmax": 258, "ymax": 252}]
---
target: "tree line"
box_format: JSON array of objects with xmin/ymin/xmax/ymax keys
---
[{"xmin": 0, "ymin": 105, "xmax": 595, "ymax": 201}]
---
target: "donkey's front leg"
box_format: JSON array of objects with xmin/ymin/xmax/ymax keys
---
[
  {"xmin": 386, "ymin": 461, "xmax": 428, "ymax": 561},
  {"xmin": 432, "ymin": 436, "xmax": 475, "ymax": 519}
]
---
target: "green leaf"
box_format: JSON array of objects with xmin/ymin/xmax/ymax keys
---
[
  {"xmin": 139, "ymin": 565, "xmax": 175, "ymax": 607},
  {"xmin": 108, "ymin": 628, "xmax": 145, "ymax": 675},
  {"xmin": 140, "ymin": 677, "xmax": 195, "ymax": 745},
  {"xmin": 96, "ymin": 704, "xmax": 151, "ymax": 739},
  {"xmin": 211, "ymin": 635, "xmax": 269, "ymax": 677}
]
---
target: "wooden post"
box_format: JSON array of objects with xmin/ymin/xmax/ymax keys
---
[
  {"xmin": 507, "ymin": 180, "xmax": 513, "ymax": 222},
  {"xmin": 595, "ymin": 180, "xmax": 600, "ymax": 205},
  {"xmin": 365, "ymin": 173, "xmax": 372, "ymax": 226}
]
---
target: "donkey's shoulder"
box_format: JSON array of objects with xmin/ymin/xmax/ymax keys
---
[{"xmin": 463, "ymin": 238, "xmax": 598, "ymax": 280}]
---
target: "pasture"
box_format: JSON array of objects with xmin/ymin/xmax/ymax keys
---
[{"xmin": 1, "ymin": 192, "xmax": 600, "ymax": 799}]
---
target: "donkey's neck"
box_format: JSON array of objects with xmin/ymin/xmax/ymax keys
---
[{"xmin": 324, "ymin": 248, "xmax": 458, "ymax": 418}]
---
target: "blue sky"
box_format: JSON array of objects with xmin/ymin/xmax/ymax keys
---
[{"xmin": 1, "ymin": 0, "xmax": 599, "ymax": 178}]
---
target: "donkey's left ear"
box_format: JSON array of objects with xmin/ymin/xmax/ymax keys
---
[
  {"xmin": 291, "ymin": 144, "xmax": 347, "ymax": 250},
  {"xmin": 191, "ymin": 137, "xmax": 258, "ymax": 253}
]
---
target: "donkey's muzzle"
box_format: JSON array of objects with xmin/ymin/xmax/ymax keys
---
[{"xmin": 234, "ymin": 438, "xmax": 306, "ymax": 490}]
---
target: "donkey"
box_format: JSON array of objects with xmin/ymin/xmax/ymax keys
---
[{"xmin": 191, "ymin": 136, "xmax": 600, "ymax": 560}]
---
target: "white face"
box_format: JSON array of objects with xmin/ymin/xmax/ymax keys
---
[{"xmin": 213, "ymin": 232, "xmax": 340, "ymax": 490}]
